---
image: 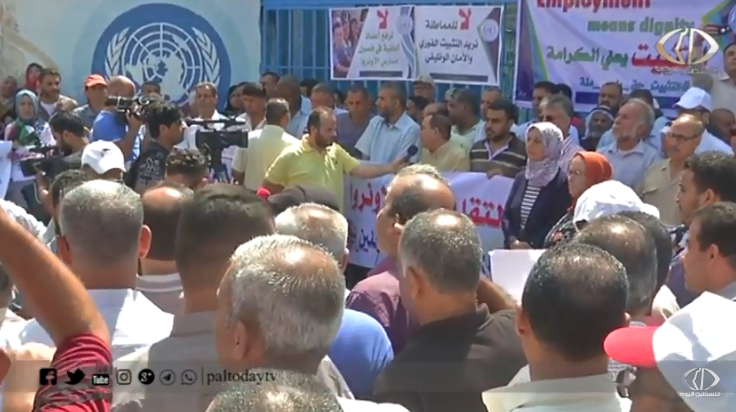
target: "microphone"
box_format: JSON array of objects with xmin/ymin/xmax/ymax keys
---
[
  {"xmin": 404, "ymin": 145, "xmax": 418, "ymax": 162},
  {"xmin": 256, "ymin": 187, "xmax": 271, "ymax": 200}
]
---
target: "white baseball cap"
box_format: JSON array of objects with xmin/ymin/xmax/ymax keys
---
[
  {"xmin": 675, "ymin": 88, "xmax": 712, "ymax": 112},
  {"xmin": 605, "ymin": 292, "xmax": 736, "ymax": 411},
  {"xmin": 81, "ymin": 141, "xmax": 125, "ymax": 174},
  {"xmin": 572, "ymin": 180, "xmax": 660, "ymax": 223}
]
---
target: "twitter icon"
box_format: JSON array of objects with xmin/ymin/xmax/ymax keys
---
[{"xmin": 66, "ymin": 369, "xmax": 85, "ymax": 385}]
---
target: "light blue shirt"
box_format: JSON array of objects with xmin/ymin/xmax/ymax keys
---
[
  {"xmin": 329, "ymin": 309, "xmax": 393, "ymax": 398},
  {"xmin": 598, "ymin": 140, "xmax": 662, "ymax": 189},
  {"xmin": 695, "ymin": 130, "xmax": 734, "ymax": 155},
  {"xmin": 355, "ymin": 112, "xmax": 420, "ymax": 163},
  {"xmin": 285, "ymin": 96, "xmax": 311, "ymax": 137},
  {"xmin": 597, "ymin": 116, "xmax": 669, "ymax": 152}
]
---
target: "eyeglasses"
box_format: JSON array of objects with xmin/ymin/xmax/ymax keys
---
[{"xmin": 666, "ymin": 132, "xmax": 699, "ymax": 143}]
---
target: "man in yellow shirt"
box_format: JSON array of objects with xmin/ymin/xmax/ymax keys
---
[
  {"xmin": 231, "ymin": 98, "xmax": 298, "ymax": 191},
  {"xmin": 418, "ymin": 113, "xmax": 469, "ymax": 171},
  {"xmin": 263, "ymin": 107, "xmax": 406, "ymax": 211}
]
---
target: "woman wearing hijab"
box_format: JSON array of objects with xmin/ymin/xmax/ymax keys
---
[
  {"xmin": 502, "ymin": 122, "xmax": 572, "ymax": 249},
  {"xmin": 543, "ymin": 152, "xmax": 613, "ymax": 247},
  {"xmin": 3, "ymin": 90, "xmax": 49, "ymax": 208}
]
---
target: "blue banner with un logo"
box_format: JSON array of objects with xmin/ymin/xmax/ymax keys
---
[{"xmin": 1, "ymin": 0, "xmax": 259, "ymax": 107}]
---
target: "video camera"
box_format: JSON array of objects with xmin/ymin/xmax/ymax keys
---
[
  {"xmin": 185, "ymin": 117, "xmax": 249, "ymax": 171},
  {"xmin": 19, "ymin": 145, "xmax": 71, "ymax": 180},
  {"xmin": 105, "ymin": 95, "xmax": 155, "ymax": 122}
]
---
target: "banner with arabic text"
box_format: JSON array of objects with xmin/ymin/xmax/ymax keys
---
[
  {"xmin": 414, "ymin": 6, "xmax": 504, "ymax": 85},
  {"xmin": 345, "ymin": 173, "xmax": 512, "ymax": 274},
  {"xmin": 329, "ymin": 6, "xmax": 503, "ymax": 83},
  {"xmin": 513, "ymin": 0, "xmax": 736, "ymax": 111},
  {"xmin": 330, "ymin": 7, "xmax": 416, "ymax": 80}
]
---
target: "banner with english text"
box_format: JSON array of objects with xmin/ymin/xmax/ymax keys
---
[
  {"xmin": 415, "ymin": 6, "xmax": 504, "ymax": 85},
  {"xmin": 513, "ymin": 0, "xmax": 736, "ymax": 111},
  {"xmin": 345, "ymin": 173, "xmax": 513, "ymax": 275}
]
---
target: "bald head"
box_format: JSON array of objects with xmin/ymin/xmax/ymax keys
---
[
  {"xmin": 672, "ymin": 113, "xmax": 705, "ymax": 138},
  {"xmin": 225, "ymin": 235, "xmax": 344, "ymax": 357},
  {"xmin": 142, "ymin": 182, "xmax": 193, "ymax": 261},
  {"xmin": 107, "ymin": 76, "xmax": 135, "ymax": 98},
  {"xmin": 387, "ymin": 174, "xmax": 455, "ymax": 224},
  {"xmin": 274, "ymin": 203, "xmax": 349, "ymax": 264}
]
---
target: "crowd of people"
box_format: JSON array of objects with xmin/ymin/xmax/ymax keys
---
[{"xmin": 0, "ymin": 37, "xmax": 735, "ymax": 412}]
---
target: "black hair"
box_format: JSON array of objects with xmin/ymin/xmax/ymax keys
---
[
  {"xmin": 487, "ymin": 98, "xmax": 519, "ymax": 123},
  {"xmin": 533, "ymin": 81, "xmax": 556, "ymax": 94},
  {"xmin": 306, "ymin": 107, "xmax": 334, "ymax": 134},
  {"xmin": 450, "ymin": 89, "xmax": 480, "ymax": 116},
  {"xmin": 427, "ymin": 113, "xmax": 451, "ymax": 140},
  {"xmin": 241, "ymin": 82, "xmax": 267, "ymax": 99},
  {"xmin": 523, "ymin": 243, "xmax": 628, "ymax": 362},
  {"xmin": 554, "ymin": 83, "xmax": 573, "ymax": 99},
  {"xmin": 629, "ymin": 89, "xmax": 654, "ymax": 106},
  {"xmin": 346, "ymin": 84, "xmax": 369, "ymax": 99},
  {"xmin": 380, "ymin": 82, "xmax": 408, "ymax": 108},
  {"xmin": 692, "ymin": 202, "xmax": 736, "ymax": 270},
  {"xmin": 260, "ymin": 71, "xmax": 280, "ymax": 82},
  {"xmin": 616, "ymin": 211, "xmax": 673, "ymax": 292},
  {"xmin": 48, "ymin": 111, "xmax": 85, "ymax": 137},
  {"xmin": 165, "ymin": 149, "xmax": 208, "ymax": 189},
  {"xmin": 143, "ymin": 182, "xmax": 193, "ymax": 261},
  {"xmin": 601, "ymin": 81, "xmax": 624, "ymax": 96},
  {"xmin": 175, "ymin": 184, "xmax": 273, "ymax": 284},
  {"xmin": 265, "ymin": 98, "xmax": 291, "ymax": 125},
  {"xmin": 684, "ymin": 151, "xmax": 736, "ymax": 203},
  {"xmin": 574, "ymin": 215, "xmax": 657, "ymax": 313},
  {"xmin": 408, "ymin": 95, "xmax": 430, "ymax": 112},
  {"xmin": 301, "ymin": 79, "xmax": 321, "ymax": 97},
  {"xmin": 50, "ymin": 170, "xmax": 93, "ymax": 209},
  {"xmin": 145, "ymin": 101, "xmax": 182, "ymax": 139},
  {"xmin": 39, "ymin": 68, "xmax": 61, "ymax": 83}
]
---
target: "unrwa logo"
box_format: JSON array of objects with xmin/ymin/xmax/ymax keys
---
[{"xmin": 91, "ymin": 3, "xmax": 231, "ymax": 105}]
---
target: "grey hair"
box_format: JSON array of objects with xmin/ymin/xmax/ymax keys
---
[
  {"xmin": 399, "ymin": 209, "xmax": 482, "ymax": 293},
  {"xmin": 395, "ymin": 164, "xmax": 448, "ymax": 184},
  {"xmin": 58, "ymin": 180, "xmax": 143, "ymax": 265},
  {"xmin": 626, "ymin": 98, "xmax": 655, "ymax": 128},
  {"xmin": 540, "ymin": 94, "xmax": 574, "ymax": 118},
  {"xmin": 207, "ymin": 369, "xmax": 343, "ymax": 412},
  {"xmin": 274, "ymin": 203, "xmax": 348, "ymax": 262},
  {"xmin": 226, "ymin": 235, "xmax": 344, "ymax": 357}
]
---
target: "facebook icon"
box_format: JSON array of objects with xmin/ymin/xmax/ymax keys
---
[{"xmin": 39, "ymin": 368, "xmax": 57, "ymax": 386}]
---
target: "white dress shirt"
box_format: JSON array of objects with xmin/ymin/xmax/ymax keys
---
[{"xmin": 0, "ymin": 288, "xmax": 173, "ymax": 360}]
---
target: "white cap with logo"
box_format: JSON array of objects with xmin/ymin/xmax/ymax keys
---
[
  {"xmin": 81, "ymin": 141, "xmax": 126, "ymax": 174},
  {"xmin": 675, "ymin": 88, "xmax": 712, "ymax": 112}
]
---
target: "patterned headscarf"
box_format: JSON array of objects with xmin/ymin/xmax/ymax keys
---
[
  {"xmin": 10, "ymin": 90, "xmax": 41, "ymax": 146},
  {"xmin": 525, "ymin": 122, "xmax": 564, "ymax": 187}
]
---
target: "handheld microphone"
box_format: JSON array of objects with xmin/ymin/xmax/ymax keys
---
[{"xmin": 404, "ymin": 145, "xmax": 418, "ymax": 162}]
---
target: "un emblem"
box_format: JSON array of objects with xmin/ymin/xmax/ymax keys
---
[{"xmin": 91, "ymin": 4, "xmax": 231, "ymax": 105}]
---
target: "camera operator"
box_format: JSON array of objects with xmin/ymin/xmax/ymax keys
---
[
  {"xmin": 90, "ymin": 76, "xmax": 143, "ymax": 164},
  {"xmin": 179, "ymin": 82, "xmax": 246, "ymax": 177},
  {"xmin": 128, "ymin": 100, "xmax": 185, "ymax": 194}
]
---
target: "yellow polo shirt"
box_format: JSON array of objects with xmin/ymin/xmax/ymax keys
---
[
  {"xmin": 265, "ymin": 139, "xmax": 359, "ymax": 211},
  {"xmin": 419, "ymin": 137, "xmax": 470, "ymax": 171}
]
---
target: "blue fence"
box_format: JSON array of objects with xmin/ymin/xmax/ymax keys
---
[{"xmin": 261, "ymin": 0, "xmax": 519, "ymax": 104}]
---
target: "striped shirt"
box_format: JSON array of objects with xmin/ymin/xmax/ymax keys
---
[
  {"xmin": 560, "ymin": 137, "xmax": 583, "ymax": 174},
  {"xmin": 520, "ymin": 185, "xmax": 542, "ymax": 229}
]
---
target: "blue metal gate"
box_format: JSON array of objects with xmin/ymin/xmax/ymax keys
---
[{"xmin": 261, "ymin": 0, "xmax": 519, "ymax": 101}]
